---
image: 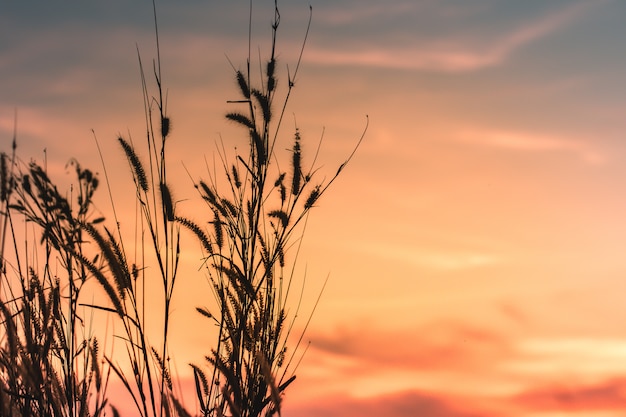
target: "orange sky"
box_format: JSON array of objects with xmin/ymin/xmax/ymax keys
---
[{"xmin": 3, "ymin": 1, "xmax": 626, "ymax": 416}]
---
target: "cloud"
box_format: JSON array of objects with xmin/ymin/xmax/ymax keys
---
[
  {"xmin": 284, "ymin": 390, "xmax": 497, "ymax": 417},
  {"xmin": 511, "ymin": 338, "xmax": 626, "ymax": 376},
  {"xmin": 514, "ymin": 378, "xmax": 626, "ymax": 412},
  {"xmin": 308, "ymin": 321, "xmax": 512, "ymax": 373},
  {"xmin": 304, "ymin": 46, "xmax": 491, "ymax": 72},
  {"xmin": 457, "ymin": 128, "xmax": 605, "ymax": 164},
  {"xmin": 0, "ymin": 107, "xmax": 95, "ymax": 157},
  {"xmin": 306, "ymin": 1, "xmax": 603, "ymax": 72},
  {"xmin": 302, "ymin": 377, "xmax": 626, "ymax": 417},
  {"xmin": 409, "ymin": 250, "xmax": 500, "ymax": 270},
  {"xmin": 348, "ymin": 240, "xmax": 503, "ymax": 271},
  {"xmin": 285, "ymin": 320, "xmax": 529, "ymax": 400},
  {"xmin": 497, "ymin": 302, "xmax": 529, "ymax": 327}
]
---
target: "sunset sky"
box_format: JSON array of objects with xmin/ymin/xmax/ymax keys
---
[{"xmin": 3, "ymin": 1, "xmax": 626, "ymax": 416}]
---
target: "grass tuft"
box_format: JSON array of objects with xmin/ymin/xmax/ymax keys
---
[{"xmin": 0, "ymin": 2, "xmax": 365, "ymax": 417}]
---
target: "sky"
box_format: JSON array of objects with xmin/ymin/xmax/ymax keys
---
[{"xmin": 3, "ymin": 0, "xmax": 626, "ymax": 416}]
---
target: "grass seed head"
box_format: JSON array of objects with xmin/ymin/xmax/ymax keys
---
[
  {"xmin": 236, "ymin": 70, "xmax": 250, "ymax": 98},
  {"xmin": 118, "ymin": 137, "xmax": 149, "ymax": 192},
  {"xmin": 160, "ymin": 182, "xmax": 175, "ymax": 221},
  {"xmin": 199, "ymin": 181, "xmax": 217, "ymax": 205},
  {"xmin": 212, "ymin": 210, "xmax": 224, "ymax": 249},
  {"xmin": 266, "ymin": 58, "xmax": 276, "ymax": 92},
  {"xmin": 175, "ymin": 216, "xmax": 213, "ymax": 254},
  {"xmin": 226, "ymin": 112, "xmax": 255, "ymax": 130},
  {"xmin": 161, "ymin": 116, "xmax": 171, "ymax": 138},
  {"xmin": 231, "ymin": 164, "xmax": 241, "ymax": 188},
  {"xmin": 252, "ymin": 89, "xmax": 271, "ymax": 123},
  {"xmin": 291, "ymin": 130, "xmax": 302, "ymax": 195},
  {"xmin": 304, "ymin": 185, "xmax": 321, "ymax": 209},
  {"xmin": 251, "ymin": 129, "xmax": 266, "ymax": 166}
]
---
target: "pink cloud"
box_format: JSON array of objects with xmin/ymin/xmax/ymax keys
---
[
  {"xmin": 514, "ymin": 377, "xmax": 626, "ymax": 412},
  {"xmin": 295, "ymin": 377, "xmax": 626, "ymax": 417},
  {"xmin": 283, "ymin": 390, "xmax": 501, "ymax": 417},
  {"xmin": 457, "ymin": 128, "xmax": 605, "ymax": 164},
  {"xmin": 307, "ymin": 320, "xmax": 513, "ymax": 373}
]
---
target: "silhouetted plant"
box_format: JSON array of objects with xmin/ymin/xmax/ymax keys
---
[
  {"xmin": 177, "ymin": 3, "xmax": 365, "ymax": 416},
  {"xmin": 0, "ymin": 138, "xmax": 109, "ymax": 417},
  {"xmin": 0, "ymin": 1, "xmax": 366, "ymax": 417}
]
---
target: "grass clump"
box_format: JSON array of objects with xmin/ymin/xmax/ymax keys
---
[
  {"xmin": 179, "ymin": 4, "xmax": 366, "ymax": 414},
  {"xmin": 0, "ymin": 1, "xmax": 366, "ymax": 416},
  {"xmin": 0, "ymin": 140, "xmax": 110, "ymax": 416}
]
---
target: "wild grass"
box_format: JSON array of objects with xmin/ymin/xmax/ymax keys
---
[
  {"xmin": 181, "ymin": 5, "xmax": 367, "ymax": 413},
  {"xmin": 0, "ymin": 137, "xmax": 109, "ymax": 416},
  {"xmin": 0, "ymin": 1, "xmax": 366, "ymax": 416}
]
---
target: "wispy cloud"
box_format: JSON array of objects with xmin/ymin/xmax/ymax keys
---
[
  {"xmin": 308, "ymin": 321, "xmax": 512, "ymax": 373},
  {"xmin": 283, "ymin": 319, "xmax": 527, "ymax": 402},
  {"xmin": 0, "ymin": 107, "xmax": 90, "ymax": 150},
  {"xmin": 284, "ymin": 390, "xmax": 496, "ymax": 417},
  {"xmin": 291, "ymin": 332, "xmax": 626, "ymax": 415},
  {"xmin": 511, "ymin": 338, "xmax": 626, "ymax": 376},
  {"xmin": 514, "ymin": 377, "xmax": 626, "ymax": 412},
  {"xmin": 306, "ymin": 1, "xmax": 603, "ymax": 71},
  {"xmin": 458, "ymin": 128, "xmax": 605, "ymax": 164},
  {"xmin": 349, "ymin": 241, "xmax": 502, "ymax": 271}
]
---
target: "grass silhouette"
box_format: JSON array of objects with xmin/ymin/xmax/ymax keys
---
[
  {"xmin": 0, "ymin": 140, "xmax": 109, "ymax": 416},
  {"xmin": 0, "ymin": 1, "xmax": 366, "ymax": 416}
]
